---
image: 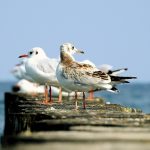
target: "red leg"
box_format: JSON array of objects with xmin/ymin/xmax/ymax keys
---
[
  {"xmin": 58, "ymin": 87, "xmax": 62, "ymax": 103},
  {"xmin": 83, "ymin": 92, "xmax": 86, "ymax": 109},
  {"xmin": 87, "ymin": 90, "xmax": 94, "ymax": 100},
  {"xmin": 43, "ymin": 84, "xmax": 48, "ymax": 104},
  {"xmin": 49, "ymin": 86, "xmax": 53, "ymax": 104}
]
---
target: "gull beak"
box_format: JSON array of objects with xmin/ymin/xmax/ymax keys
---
[
  {"xmin": 76, "ymin": 49, "xmax": 85, "ymax": 54},
  {"xmin": 18, "ymin": 54, "xmax": 28, "ymax": 58}
]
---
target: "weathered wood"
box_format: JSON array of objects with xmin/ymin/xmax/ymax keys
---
[{"xmin": 1, "ymin": 92, "xmax": 150, "ymax": 149}]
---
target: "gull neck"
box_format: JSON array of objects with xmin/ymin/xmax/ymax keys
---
[{"xmin": 60, "ymin": 51, "xmax": 75, "ymax": 64}]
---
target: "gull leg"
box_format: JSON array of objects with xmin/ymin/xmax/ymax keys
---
[
  {"xmin": 87, "ymin": 90, "xmax": 94, "ymax": 100},
  {"xmin": 75, "ymin": 92, "xmax": 78, "ymax": 110},
  {"xmin": 43, "ymin": 84, "xmax": 48, "ymax": 104},
  {"xmin": 83, "ymin": 92, "xmax": 86, "ymax": 109},
  {"xmin": 58, "ymin": 87, "xmax": 62, "ymax": 103},
  {"xmin": 74, "ymin": 92, "xmax": 78, "ymax": 99},
  {"xmin": 49, "ymin": 86, "xmax": 53, "ymax": 104}
]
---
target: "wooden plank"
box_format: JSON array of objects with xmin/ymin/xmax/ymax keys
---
[{"xmin": 1, "ymin": 92, "xmax": 150, "ymax": 149}]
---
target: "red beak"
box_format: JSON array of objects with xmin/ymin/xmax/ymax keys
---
[{"xmin": 18, "ymin": 54, "xmax": 28, "ymax": 58}]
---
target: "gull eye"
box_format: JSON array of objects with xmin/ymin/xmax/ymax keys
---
[
  {"xmin": 72, "ymin": 46, "xmax": 74, "ymax": 50},
  {"xmin": 36, "ymin": 51, "xmax": 38, "ymax": 55},
  {"xmin": 29, "ymin": 51, "xmax": 33, "ymax": 55}
]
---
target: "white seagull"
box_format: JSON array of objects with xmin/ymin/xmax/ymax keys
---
[
  {"xmin": 19, "ymin": 47, "xmax": 60, "ymax": 104},
  {"xmin": 11, "ymin": 58, "xmax": 34, "ymax": 82},
  {"xmin": 12, "ymin": 79, "xmax": 76, "ymax": 97},
  {"xmin": 56, "ymin": 43, "xmax": 137, "ymax": 109},
  {"xmin": 12, "ymin": 79, "xmax": 45, "ymax": 94},
  {"xmin": 87, "ymin": 64, "xmax": 130, "ymax": 100}
]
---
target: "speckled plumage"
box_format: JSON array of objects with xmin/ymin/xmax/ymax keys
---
[{"xmin": 56, "ymin": 43, "xmax": 113, "ymax": 92}]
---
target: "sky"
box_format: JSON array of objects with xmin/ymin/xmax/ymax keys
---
[{"xmin": 0, "ymin": 0, "xmax": 150, "ymax": 82}]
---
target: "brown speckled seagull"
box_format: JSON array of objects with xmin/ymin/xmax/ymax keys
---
[{"xmin": 56, "ymin": 43, "xmax": 137, "ymax": 109}]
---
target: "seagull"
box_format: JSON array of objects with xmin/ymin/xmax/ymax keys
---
[
  {"xmin": 56, "ymin": 43, "xmax": 137, "ymax": 109},
  {"xmin": 12, "ymin": 79, "xmax": 76, "ymax": 98},
  {"xmin": 19, "ymin": 47, "xmax": 60, "ymax": 104},
  {"xmin": 11, "ymin": 58, "xmax": 34, "ymax": 82},
  {"xmin": 12, "ymin": 79, "xmax": 45, "ymax": 94},
  {"xmin": 87, "ymin": 64, "xmax": 130, "ymax": 100}
]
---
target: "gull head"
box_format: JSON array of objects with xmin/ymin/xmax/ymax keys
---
[
  {"xmin": 60, "ymin": 43, "xmax": 84, "ymax": 56},
  {"xmin": 27, "ymin": 47, "xmax": 47, "ymax": 59},
  {"xmin": 19, "ymin": 47, "xmax": 47, "ymax": 59}
]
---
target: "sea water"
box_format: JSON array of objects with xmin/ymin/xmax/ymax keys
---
[{"xmin": 0, "ymin": 81, "xmax": 150, "ymax": 135}]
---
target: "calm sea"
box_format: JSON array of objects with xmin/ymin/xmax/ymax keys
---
[{"xmin": 0, "ymin": 81, "xmax": 150, "ymax": 135}]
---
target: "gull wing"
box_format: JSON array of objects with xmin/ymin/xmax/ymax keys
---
[
  {"xmin": 37, "ymin": 58, "xmax": 58, "ymax": 73},
  {"xmin": 62, "ymin": 62, "xmax": 111, "ymax": 85}
]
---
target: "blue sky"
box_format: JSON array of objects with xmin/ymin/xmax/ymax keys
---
[{"xmin": 0, "ymin": 0, "xmax": 150, "ymax": 82}]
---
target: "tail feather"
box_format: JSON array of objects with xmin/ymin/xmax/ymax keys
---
[
  {"xmin": 120, "ymin": 80, "xmax": 130, "ymax": 83},
  {"xmin": 98, "ymin": 65, "xmax": 137, "ymax": 86},
  {"xmin": 111, "ymin": 76, "xmax": 137, "ymax": 80},
  {"xmin": 108, "ymin": 68, "xmax": 128, "ymax": 75},
  {"xmin": 107, "ymin": 87, "xmax": 120, "ymax": 93},
  {"xmin": 110, "ymin": 75, "xmax": 137, "ymax": 84}
]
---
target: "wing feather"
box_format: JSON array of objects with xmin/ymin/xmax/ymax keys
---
[
  {"xmin": 61, "ymin": 62, "xmax": 111, "ymax": 85},
  {"xmin": 37, "ymin": 58, "xmax": 58, "ymax": 73}
]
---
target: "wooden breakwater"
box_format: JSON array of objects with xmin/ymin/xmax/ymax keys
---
[{"xmin": 1, "ymin": 92, "xmax": 150, "ymax": 150}]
